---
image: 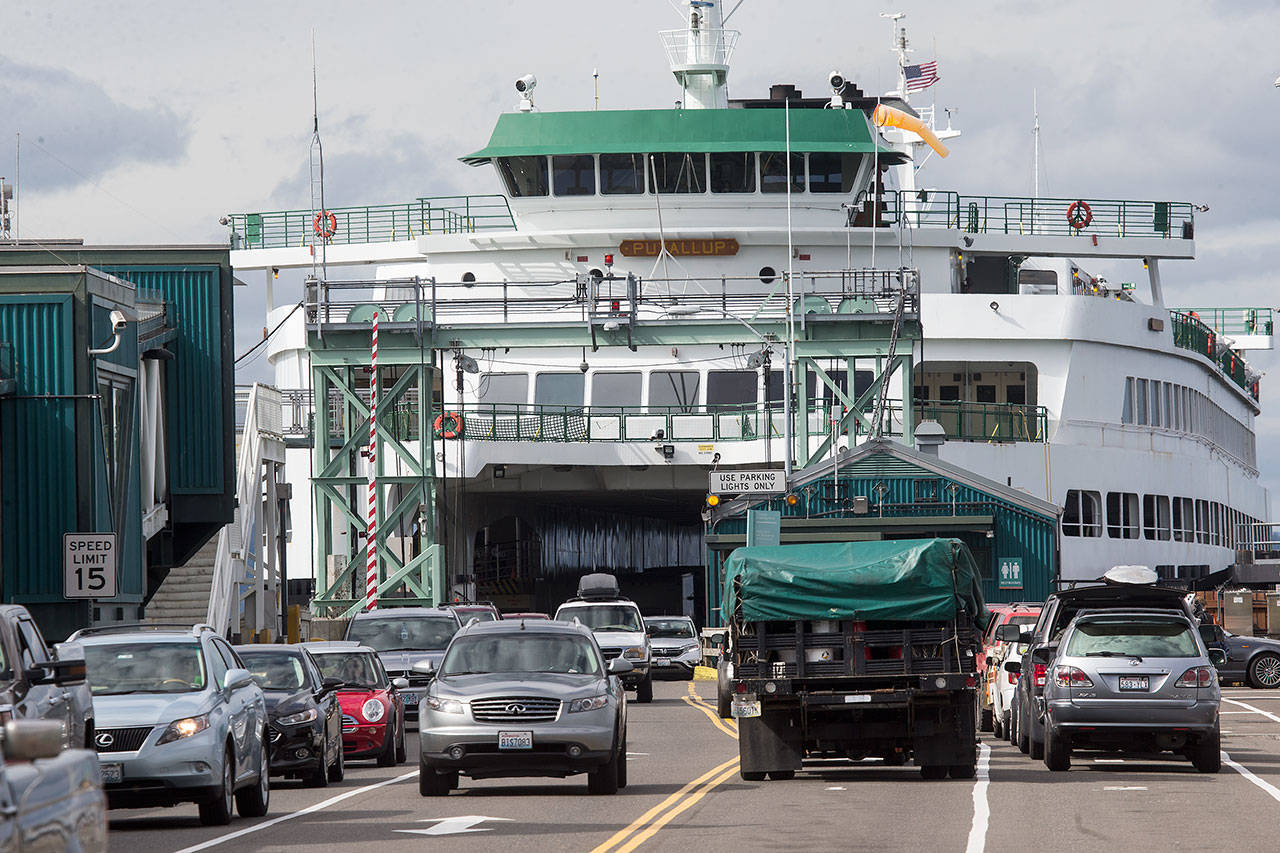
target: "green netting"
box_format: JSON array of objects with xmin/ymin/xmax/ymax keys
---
[{"xmin": 723, "ymin": 538, "xmax": 990, "ymax": 628}]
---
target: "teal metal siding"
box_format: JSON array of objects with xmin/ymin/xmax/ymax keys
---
[
  {"xmin": 0, "ymin": 296, "xmax": 77, "ymax": 601},
  {"xmin": 100, "ymin": 266, "xmax": 224, "ymax": 494}
]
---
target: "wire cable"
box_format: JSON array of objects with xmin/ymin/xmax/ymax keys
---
[{"xmin": 235, "ymin": 301, "xmax": 303, "ymax": 365}]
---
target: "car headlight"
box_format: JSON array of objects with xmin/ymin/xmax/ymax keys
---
[
  {"xmin": 623, "ymin": 647, "xmax": 646, "ymax": 660},
  {"xmin": 567, "ymin": 695, "xmax": 609, "ymax": 713},
  {"xmin": 157, "ymin": 713, "xmax": 211, "ymax": 744},
  {"xmin": 277, "ymin": 708, "xmax": 319, "ymax": 726},
  {"xmin": 682, "ymin": 643, "xmax": 701, "ymax": 655},
  {"xmin": 425, "ymin": 696, "xmax": 465, "ymax": 714},
  {"xmin": 362, "ymin": 698, "xmax": 386, "ymax": 722}
]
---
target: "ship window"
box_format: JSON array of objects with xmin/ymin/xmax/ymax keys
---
[
  {"xmin": 809, "ymin": 152, "xmax": 862, "ymax": 193},
  {"xmin": 1173, "ymin": 497, "xmax": 1194, "ymax": 542},
  {"xmin": 1063, "ymin": 489, "xmax": 1101, "ymax": 537},
  {"xmin": 534, "ymin": 372, "xmax": 585, "ymax": 407},
  {"xmin": 590, "ymin": 372, "xmax": 642, "ymax": 411},
  {"xmin": 1211, "ymin": 502, "xmax": 1222, "ymax": 547},
  {"xmin": 707, "ymin": 370, "xmax": 758, "ymax": 410},
  {"xmin": 649, "ymin": 370, "xmax": 701, "ymax": 412},
  {"xmin": 1164, "ymin": 383, "xmax": 1174, "ymax": 429},
  {"xmin": 938, "ymin": 385, "xmax": 960, "ymax": 402},
  {"xmin": 1006, "ymin": 384, "xmax": 1026, "ymax": 405},
  {"xmin": 709, "ymin": 153, "xmax": 756, "ymax": 193},
  {"xmin": 600, "ymin": 154, "xmax": 645, "ymax": 195},
  {"xmin": 496, "ymin": 156, "xmax": 549, "ymax": 197},
  {"xmin": 1135, "ymin": 378, "xmax": 1148, "ymax": 425},
  {"xmin": 648, "ymin": 153, "xmax": 707, "ymax": 193},
  {"xmin": 476, "ymin": 373, "xmax": 529, "ymax": 411},
  {"xmin": 759, "ymin": 152, "xmax": 805, "ymax": 193},
  {"xmin": 1143, "ymin": 495, "xmax": 1172, "ymax": 541},
  {"xmin": 1122, "ymin": 377, "xmax": 1134, "ymax": 424},
  {"xmin": 552, "ymin": 155, "xmax": 596, "ymax": 196},
  {"xmin": 1106, "ymin": 491, "xmax": 1139, "ymax": 539},
  {"xmin": 1195, "ymin": 499, "xmax": 1209, "ymax": 544},
  {"xmin": 975, "ymin": 385, "xmax": 996, "ymax": 403},
  {"xmin": 854, "ymin": 370, "xmax": 874, "ymax": 398}
]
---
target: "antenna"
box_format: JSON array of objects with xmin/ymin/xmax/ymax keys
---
[
  {"xmin": 1033, "ymin": 89, "xmax": 1041, "ymax": 199},
  {"xmin": 0, "ymin": 177, "xmax": 11, "ymax": 242},
  {"xmin": 593, "ymin": 68, "xmax": 599, "ymax": 110},
  {"xmin": 880, "ymin": 11, "xmax": 908, "ymax": 97},
  {"xmin": 309, "ymin": 30, "xmax": 328, "ymax": 285}
]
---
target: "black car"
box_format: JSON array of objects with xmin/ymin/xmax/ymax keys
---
[
  {"xmin": 1008, "ymin": 567, "xmax": 1197, "ymax": 761},
  {"xmin": 235, "ymin": 645, "xmax": 345, "ymax": 787},
  {"xmin": 1198, "ymin": 623, "xmax": 1280, "ymax": 688}
]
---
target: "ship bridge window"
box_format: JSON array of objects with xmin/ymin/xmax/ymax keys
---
[
  {"xmin": 709, "ymin": 153, "xmax": 756, "ymax": 193},
  {"xmin": 496, "ymin": 156, "xmax": 549, "ymax": 198},
  {"xmin": 535, "ymin": 372, "xmax": 585, "ymax": 407},
  {"xmin": 648, "ymin": 153, "xmax": 707, "ymax": 194},
  {"xmin": 809, "ymin": 153, "xmax": 863, "ymax": 193},
  {"xmin": 708, "ymin": 370, "xmax": 758, "ymax": 410},
  {"xmin": 1106, "ymin": 491, "xmax": 1140, "ymax": 539},
  {"xmin": 760, "ymin": 152, "xmax": 805, "ymax": 193},
  {"xmin": 649, "ymin": 370, "xmax": 701, "ymax": 412},
  {"xmin": 552, "ymin": 155, "xmax": 596, "ymax": 196},
  {"xmin": 600, "ymin": 154, "xmax": 645, "ymax": 195},
  {"xmin": 476, "ymin": 373, "xmax": 529, "ymax": 411},
  {"xmin": 1063, "ymin": 489, "xmax": 1101, "ymax": 538},
  {"xmin": 590, "ymin": 372, "xmax": 642, "ymax": 411}
]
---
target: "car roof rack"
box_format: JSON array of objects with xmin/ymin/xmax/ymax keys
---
[
  {"xmin": 67, "ymin": 622, "xmax": 217, "ymax": 641},
  {"xmin": 561, "ymin": 595, "xmax": 634, "ymax": 605}
]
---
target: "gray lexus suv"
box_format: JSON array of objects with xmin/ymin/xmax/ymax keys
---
[{"xmin": 417, "ymin": 619, "xmax": 631, "ymax": 796}]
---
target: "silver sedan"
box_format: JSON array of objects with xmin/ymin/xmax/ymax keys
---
[
  {"xmin": 417, "ymin": 620, "xmax": 630, "ymax": 795},
  {"xmin": 1036, "ymin": 609, "xmax": 1222, "ymax": 772}
]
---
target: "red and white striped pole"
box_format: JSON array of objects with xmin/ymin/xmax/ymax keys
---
[{"xmin": 365, "ymin": 310, "xmax": 379, "ymax": 611}]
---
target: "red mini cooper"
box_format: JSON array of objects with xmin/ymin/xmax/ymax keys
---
[{"xmin": 306, "ymin": 642, "xmax": 407, "ymax": 766}]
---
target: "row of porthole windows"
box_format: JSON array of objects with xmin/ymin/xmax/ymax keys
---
[
  {"xmin": 1120, "ymin": 375, "xmax": 1256, "ymax": 467},
  {"xmin": 1062, "ymin": 488, "xmax": 1260, "ymax": 549},
  {"xmin": 495, "ymin": 152, "xmax": 869, "ymax": 199}
]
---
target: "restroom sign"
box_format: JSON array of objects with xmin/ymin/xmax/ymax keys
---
[
  {"xmin": 998, "ymin": 557, "xmax": 1023, "ymax": 590},
  {"xmin": 64, "ymin": 534, "xmax": 118, "ymax": 599}
]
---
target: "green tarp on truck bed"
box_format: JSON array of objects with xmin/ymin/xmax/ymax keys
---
[{"xmin": 723, "ymin": 538, "xmax": 991, "ymax": 627}]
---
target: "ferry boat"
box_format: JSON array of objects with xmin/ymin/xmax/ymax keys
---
[{"xmin": 228, "ymin": 2, "xmax": 1271, "ymax": 618}]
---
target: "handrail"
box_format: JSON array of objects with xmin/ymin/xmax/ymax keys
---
[
  {"xmin": 1169, "ymin": 310, "xmax": 1259, "ymax": 400},
  {"xmin": 888, "ymin": 192, "xmax": 1193, "ymax": 239},
  {"xmin": 1171, "ymin": 307, "xmax": 1273, "ymax": 338},
  {"xmin": 227, "ymin": 195, "xmax": 516, "ymax": 249}
]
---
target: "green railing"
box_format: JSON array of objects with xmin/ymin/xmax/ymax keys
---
[
  {"xmin": 1170, "ymin": 311, "xmax": 1259, "ymax": 400},
  {"xmin": 907, "ymin": 400, "xmax": 1049, "ymax": 443},
  {"xmin": 228, "ymin": 195, "xmax": 516, "ymax": 249},
  {"xmin": 1172, "ymin": 308, "xmax": 1273, "ymax": 338},
  {"xmin": 890, "ymin": 192, "xmax": 1194, "ymax": 239}
]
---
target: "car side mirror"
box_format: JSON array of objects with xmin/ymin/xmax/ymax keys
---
[
  {"xmin": 411, "ymin": 659, "xmax": 436, "ymax": 677},
  {"xmin": 607, "ymin": 658, "xmax": 633, "ymax": 675},
  {"xmin": 1004, "ymin": 660, "xmax": 1022, "ymax": 675},
  {"xmin": 1209, "ymin": 649, "xmax": 1227, "ymax": 667},
  {"xmin": 318, "ymin": 676, "xmax": 344, "ymax": 694},
  {"xmin": 391, "ymin": 677, "xmax": 410, "ymax": 691},
  {"xmin": 995, "ymin": 624, "xmax": 1023, "ymax": 643},
  {"xmin": 225, "ymin": 668, "xmax": 254, "ymax": 691},
  {"xmin": 1031, "ymin": 646, "xmax": 1056, "ymax": 664},
  {"xmin": 45, "ymin": 658, "xmax": 86, "ymax": 687},
  {"xmin": 1, "ymin": 720, "xmax": 64, "ymax": 762}
]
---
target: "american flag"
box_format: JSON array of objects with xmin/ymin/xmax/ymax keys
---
[{"xmin": 903, "ymin": 60, "xmax": 940, "ymax": 93}]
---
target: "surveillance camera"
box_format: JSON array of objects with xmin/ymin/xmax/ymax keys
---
[
  {"xmin": 109, "ymin": 310, "xmax": 128, "ymax": 332},
  {"xmin": 515, "ymin": 74, "xmax": 537, "ymax": 94},
  {"xmin": 828, "ymin": 70, "xmax": 845, "ymax": 91}
]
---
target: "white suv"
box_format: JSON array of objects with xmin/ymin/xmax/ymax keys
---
[{"xmin": 555, "ymin": 588, "xmax": 652, "ymax": 703}]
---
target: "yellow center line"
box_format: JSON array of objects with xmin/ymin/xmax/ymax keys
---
[
  {"xmin": 682, "ymin": 694, "xmax": 738, "ymax": 739},
  {"xmin": 589, "ymin": 756, "xmax": 740, "ymax": 853},
  {"xmin": 614, "ymin": 761, "xmax": 742, "ymax": 853}
]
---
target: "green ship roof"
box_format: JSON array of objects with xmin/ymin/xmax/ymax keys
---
[{"xmin": 461, "ymin": 108, "xmax": 901, "ymax": 165}]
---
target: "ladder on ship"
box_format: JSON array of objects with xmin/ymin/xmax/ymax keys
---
[{"xmin": 870, "ymin": 284, "xmax": 908, "ymax": 440}]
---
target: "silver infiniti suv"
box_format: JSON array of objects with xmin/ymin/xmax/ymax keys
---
[{"xmin": 417, "ymin": 619, "xmax": 631, "ymax": 795}]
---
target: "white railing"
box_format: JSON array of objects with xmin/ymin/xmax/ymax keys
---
[
  {"xmin": 658, "ymin": 27, "xmax": 739, "ymax": 69},
  {"xmin": 208, "ymin": 384, "xmax": 283, "ymax": 636}
]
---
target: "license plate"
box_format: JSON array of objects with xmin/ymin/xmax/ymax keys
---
[
  {"xmin": 844, "ymin": 694, "xmax": 871, "ymax": 704},
  {"xmin": 498, "ymin": 731, "xmax": 533, "ymax": 750},
  {"xmin": 1118, "ymin": 676, "xmax": 1149, "ymax": 692},
  {"xmin": 731, "ymin": 693, "xmax": 761, "ymax": 718},
  {"xmin": 655, "ymin": 658, "xmax": 671, "ymax": 666},
  {"xmin": 99, "ymin": 762, "xmax": 122, "ymax": 784},
  {"xmin": 402, "ymin": 692, "xmax": 419, "ymax": 705}
]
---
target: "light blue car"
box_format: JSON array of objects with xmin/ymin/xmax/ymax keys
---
[{"xmin": 65, "ymin": 624, "xmax": 271, "ymax": 826}]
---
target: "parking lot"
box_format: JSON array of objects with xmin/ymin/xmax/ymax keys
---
[{"xmin": 105, "ymin": 681, "xmax": 1280, "ymax": 852}]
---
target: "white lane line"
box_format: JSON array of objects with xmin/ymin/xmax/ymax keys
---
[
  {"xmin": 824, "ymin": 786, "xmax": 847, "ymax": 791},
  {"xmin": 1222, "ymin": 750, "xmax": 1280, "ymax": 804},
  {"xmin": 1103, "ymin": 786, "xmax": 1147, "ymax": 791},
  {"xmin": 173, "ymin": 770, "xmax": 418, "ymax": 853},
  {"xmin": 1224, "ymin": 698, "xmax": 1280, "ymax": 723},
  {"xmin": 964, "ymin": 742, "xmax": 991, "ymax": 853}
]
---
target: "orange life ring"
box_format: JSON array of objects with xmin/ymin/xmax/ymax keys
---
[
  {"xmin": 1066, "ymin": 200, "xmax": 1092, "ymax": 230},
  {"xmin": 433, "ymin": 412, "xmax": 463, "ymax": 439},
  {"xmin": 313, "ymin": 210, "xmax": 338, "ymax": 238}
]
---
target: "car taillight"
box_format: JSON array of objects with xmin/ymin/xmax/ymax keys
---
[
  {"xmin": 1033, "ymin": 663, "xmax": 1047, "ymax": 688},
  {"xmin": 1175, "ymin": 666, "xmax": 1215, "ymax": 688},
  {"xmin": 1053, "ymin": 665, "xmax": 1093, "ymax": 688}
]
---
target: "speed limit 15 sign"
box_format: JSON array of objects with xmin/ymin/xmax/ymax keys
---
[{"xmin": 64, "ymin": 533, "xmax": 118, "ymax": 599}]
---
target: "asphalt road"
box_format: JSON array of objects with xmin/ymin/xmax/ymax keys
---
[{"xmin": 109, "ymin": 682, "xmax": 1280, "ymax": 852}]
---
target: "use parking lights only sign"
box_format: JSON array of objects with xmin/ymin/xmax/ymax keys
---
[{"xmin": 709, "ymin": 470, "xmax": 785, "ymax": 495}]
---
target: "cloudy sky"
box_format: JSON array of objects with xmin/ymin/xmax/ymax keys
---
[{"xmin": 3, "ymin": 0, "xmax": 1279, "ymax": 491}]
